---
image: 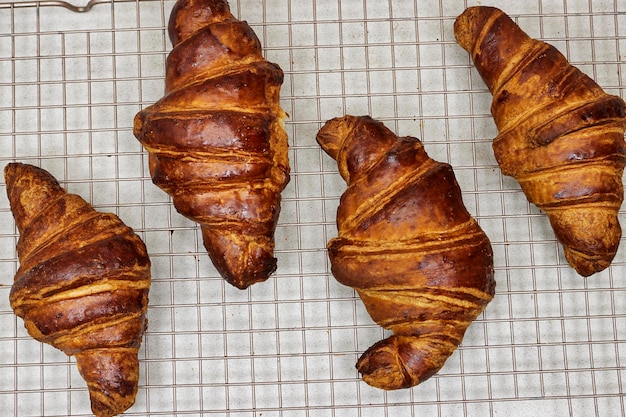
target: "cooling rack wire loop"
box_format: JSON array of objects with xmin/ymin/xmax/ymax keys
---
[{"xmin": 1, "ymin": 0, "xmax": 114, "ymax": 11}]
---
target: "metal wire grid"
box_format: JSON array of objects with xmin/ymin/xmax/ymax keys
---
[{"xmin": 0, "ymin": 0, "xmax": 625, "ymax": 415}]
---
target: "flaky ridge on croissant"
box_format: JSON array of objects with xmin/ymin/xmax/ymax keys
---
[
  {"xmin": 317, "ymin": 116, "xmax": 495, "ymax": 390},
  {"xmin": 5, "ymin": 162, "xmax": 151, "ymax": 417},
  {"xmin": 133, "ymin": 0, "xmax": 290, "ymax": 289},
  {"xmin": 454, "ymin": 6, "xmax": 626, "ymax": 276}
]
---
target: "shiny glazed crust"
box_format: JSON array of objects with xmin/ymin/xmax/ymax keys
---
[
  {"xmin": 454, "ymin": 6, "xmax": 626, "ymax": 276},
  {"xmin": 134, "ymin": 0, "xmax": 290, "ymax": 289},
  {"xmin": 5, "ymin": 162, "xmax": 151, "ymax": 417},
  {"xmin": 317, "ymin": 116, "xmax": 495, "ymax": 390}
]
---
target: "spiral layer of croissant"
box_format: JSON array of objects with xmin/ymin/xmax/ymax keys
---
[
  {"xmin": 317, "ymin": 116, "xmax": 495, "ymax": 390},
  {"xmin": 5, "ymin": 163, "xmax": 151, "ymax": 417},
  {"xmin": 133, "ymin": 0, "xmax": 290, "ymax": 289},
  {"xmin": 454, "ymin": 6, "xmax": 626, "ymax": 276}
]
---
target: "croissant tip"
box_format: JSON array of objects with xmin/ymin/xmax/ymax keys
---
[
  {"xmin": 90, "ymin": 397, "xmax": 136, "ymax": 417},
  {"xmin": 355, "ymin": 337, "xmax": 420, "ymax": 390},
  {"xmin": 4, "ymin": 161, "xmax": 57, "ymax": 185},
  {"xmin": 4, "ymin": 162, "xmax": 18, "ymax": 186},
  {"xmin": 316, "ymin": 116, "xmax": 351, "ymax": 160},
  {"xmin": 221, "ymin": 255, "xmax": 276, "ymax": 289},
  {"xmin": 317, "ymin": 115, "xmax": 375, "ymax": 162},
  {"xmin": 202, "ymin": 227, "xmax": 277, "ymax": 289},
  {"xmin": 454, "ymin": 6, "xmax": 503, "ymax": 52},
  {"xmin": 564, "ymin": 249, "xmax": 614, "ymax": 277},
  {"xmin": 458, "ymin": 5, "xmax": 503, "ymax": 19},
  {"xmin": 75, "ymin": 349, "xmax": 141, "ymax": 417},
  {"xmin": 4, "ymin": 161, "xmax": 17, "ymax": 174},
  {"xmin": 4, "ymin": 161, "xmax": 31, "ymax": 183},
  {"xmin": 225, "ymin": 271, "xmax": 272, "ymax": 290},
  {"xmin": 168, "ymin": 0, "xmax": 233, "ymax": 46},
  {"xmin": 4, "ymin": 162, "xmax": 69, "ymax": 233},
  {"xmin": 132, "ymin": 111, "xmax": 145, "ymax": 139}
]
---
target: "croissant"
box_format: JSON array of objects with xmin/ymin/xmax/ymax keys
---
[
  {"xmin": 316, "ymin": 115, "xmax": 495, "ymax": 390},
  {"xmin": 133, "ymin": 0, "xmax": 290, "ymax": 289},
  {"xmin": 5, "ymin": 162, "xmax": 151, "ymax": 417},
  {"xmin": 454, "ymin": 6, "xmax": 626, "ymax": 276}
]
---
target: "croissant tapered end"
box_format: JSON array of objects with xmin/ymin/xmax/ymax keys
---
[
  {"xmin": 565, "ymin": 250, "xmax": 612, "ymax": 278},
  {"xmin": 75, "ymin": 348, "xmax": 140, "ymax": 417},
  {"xmin": 168, "ymin": 0, "xmax": 232, "ymax": 46},
  {"xmin": 316, "ymin": 116, "xmax": 359, "ymax": 182},
  {"xmin": 4, "ymin": 162, "xmax": 66, "ymax": 233},
  {"xmin": 453, "ymin": 6, "xmax": 530, "ymax": 94},
  {"xmin": 356, "ymin": 335, "xmax": 455, "ymax": 390},
  {"xmin": 453, "ymin": 6, "xmax": 500, "ymax": 52},
  {"xmin": 201, "ymin": 226, "xmax": 276, "ymax": 289},
  {"xmin": 317, "ymin": 115, "xmax": 400, "ymax": 183},
  {"xmin": 548, "ymin": 207, "xmax": 622, "ymax": 277},
  {"xmin": 316, "ymin": 115, "xmax": 362, "ymax": 160}
]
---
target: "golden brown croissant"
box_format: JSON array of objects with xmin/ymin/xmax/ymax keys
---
[
  {"xmin": 133, "ymin": 0, "xmax": 290, "ymax": 289},
  {"xmin": 316, "ymin": 116, "xmax": 495, "ymax": 390},
  {"xmin": 454, "ymin": 6, "xmax": 626, "ymax": 276},
  {"xmin": 5, "ymin": 162, "xmax": 151, "ymax": 417}
]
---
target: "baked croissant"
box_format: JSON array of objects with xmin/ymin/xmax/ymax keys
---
[
  {"xmin": 5, "ymin": 162, "xmax": 151, "ymax": 417},
  {"xmin": 317, "ymin": 116, "xmax": 495, "ymax": 390},
  {"xmin": 133, "ymin": 0, "xmax": 290, "ymax": 289},
  {"xmin": 454, "ymin": 6, "xmax": 626, "ymax": 276}
]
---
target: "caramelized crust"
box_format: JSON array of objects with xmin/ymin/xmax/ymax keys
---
[
  {"xmin": 317, "ymin": 116, "xmax": 495, "ymax": 390},
  {"xmin": 5, "ymin": 162, "xmax": 151, "ymax": 417},
  {"xmin": 454, "ymin": 6, "xmax": 626, "ymax": 276},
  {"xmin": 134, "ymin": 0, "xmax": 289, "ymax": 289}
]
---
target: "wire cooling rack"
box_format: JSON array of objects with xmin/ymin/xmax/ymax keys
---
[{"xmin": 1, "ymin": 0, "xmax": 625, "ymax": 416}]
